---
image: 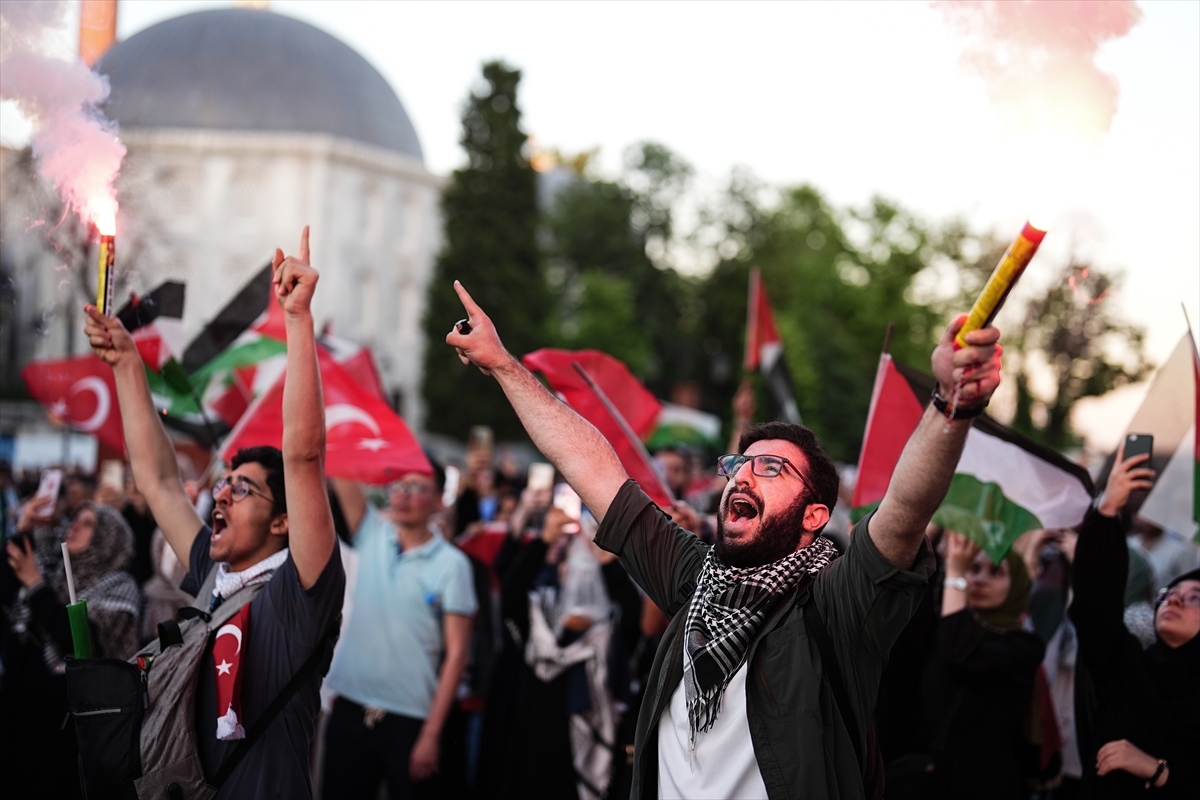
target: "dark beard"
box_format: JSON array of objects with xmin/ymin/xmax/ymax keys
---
[{"xmin": 715, "ymin": 490, "xmax": 810, "ymax": 568}]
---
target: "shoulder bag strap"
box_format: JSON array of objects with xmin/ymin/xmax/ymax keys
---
[
  {"xmin": 801, "ymin": 595, "xmax": 865, "ymax": 774},
  {"xmin": 210, "ymin": 615, "xmax": 341, "ymax": 789}
]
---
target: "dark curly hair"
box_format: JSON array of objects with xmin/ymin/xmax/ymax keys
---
[
  {"xmin": 737, "ymin": 422, "xmax": 839, "ymax": 517},
  {"xmin": 230, "ymin": 446, "xmax": 286, "ymax": 516}
]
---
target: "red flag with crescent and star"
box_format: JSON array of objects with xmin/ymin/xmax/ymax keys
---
[
  {"xmin": 21, "ymin": 356, "xmax": 125, "ymax": 453},
  {"xmin": 219, "ymin": 347, "xmax": 431, "ymax": 484},
  {"xmin": 213, "ymin": 603, "xmax": 250, "ymax": 740}
]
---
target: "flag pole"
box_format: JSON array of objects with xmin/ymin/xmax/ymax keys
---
[
  {"xmin": 744, "ymin": 267, "xmax": 761, "ymax": 372},
  {"xmin": 570, "ymin": 361, "xmax": 676, "ymax": 505}
]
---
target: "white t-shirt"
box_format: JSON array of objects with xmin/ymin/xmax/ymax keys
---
[{"xmin": 657, "ymin": 662, "xmax": 769, "ymax": 800}]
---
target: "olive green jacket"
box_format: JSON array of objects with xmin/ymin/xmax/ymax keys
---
[{"xmin": 595, "ymin": 481, "xmax": 934, "ymax": 800}]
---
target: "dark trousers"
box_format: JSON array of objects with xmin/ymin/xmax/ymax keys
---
[{"xmin": 323, "ymin": 696, "xmax": 444, "ymax": 800}]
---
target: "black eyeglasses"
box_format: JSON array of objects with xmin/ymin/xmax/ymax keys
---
[
  {"xmin": 717, "ymin": 453, "xmax": 805, "ymax": 484},
  {"xmin": 1154, "ymin": 587, "xmax": 1200, "ymax": 609},
  {"xmin": 212, "ymin": 476, "xmax": 274, "ymax": 505}
]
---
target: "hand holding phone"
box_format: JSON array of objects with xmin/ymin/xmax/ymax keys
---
[
  {"xmin": 1099, "ymin": 434, "xmax": 1156, "ymax": 517},
  {"xmin": 32, "ymin": 469, "xmax": 63, "ymax": 517}
]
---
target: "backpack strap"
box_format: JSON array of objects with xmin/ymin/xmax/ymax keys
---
[
  {"xmin": 801, "ymin": 593, "xmax": 866, "ymax": 775},
  {"xmin": 209, "ymin": 615, "xmax": 341, "ymax": 789}
]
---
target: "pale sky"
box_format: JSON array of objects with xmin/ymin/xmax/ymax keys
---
[{"xmin": 4, "ymin": 0, "xmax": 1197, "ymax": 451}]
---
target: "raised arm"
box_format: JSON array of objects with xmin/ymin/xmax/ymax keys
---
[
  {"xmin": 870, "ymin": 315, "xmax": 1002, "ymax": 569},
  {"xmin": 274, "ymin": 227, "xmax": 336, "ymax": 589},
  {"xmin": 445, "ymin": 282, "xmax": 628, "ymax": 522},
  {"xmin": 84, "ymin": 306, "xmax": 203, "ymax": 569}
]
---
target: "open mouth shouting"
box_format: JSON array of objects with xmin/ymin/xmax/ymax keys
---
[
  {"xmin": 212, "ymin": 507, "xmax": 228, "ymax": 540},
  {"xmin": 724, "ymin": 489, "xmax": 762, "ymax": 531}
]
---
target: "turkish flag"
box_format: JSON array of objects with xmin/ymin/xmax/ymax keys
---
[
  {"xmin": 213, "ymin": 603, "xmax": 249, "ymax": 740},
  {"xmin": 522, "ymin": 349, "xmax": 672, "ymax": 508},
  {"xmin": 21, "ymin": 356, "xmax": 125, "ymax": 453},
  {"xmin": 220, "ymin": 348, "xmax": 431, "ymax": 484}
]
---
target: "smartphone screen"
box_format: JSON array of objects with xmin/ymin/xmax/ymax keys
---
[
  {"xmin": 1124, "ymin": 433, "xmax": 1153, "ymax": 461},
  {"xmin": 553, "ymin": 482, "xmax": 582, "ymax": 521},
  {"xmin": 34, "ymin": 469, "xmax": 63, "ymax": 515},
  {"xmin": 101, "ymin": 459, "xmax": 125, "ymax": 491},
  {"xmin": 527, "ymin": 462, "xmax": 554, "ymax": 492}
]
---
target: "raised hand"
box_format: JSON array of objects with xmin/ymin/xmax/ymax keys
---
[
  {"xmin": 445, "ymin": 281, "xmax": 512, "ymax": 376},
  {"xmin": 272, "ymin": 226, "xmax": 319, "ymax": 317},
  {"xmin": 931, "ymin": 314, "xmax": 1002, "ymax": 408},
  {"xmin": 1098, "ymin": 438, "xmax": 1155, "ymax": 517},
  {"xmin": 84, "ymin": 304, "xmax": 139, "ymax": 367},
  {"xmin": 944, "ymin": 529, "xmax": 981, "ymax": 577}
]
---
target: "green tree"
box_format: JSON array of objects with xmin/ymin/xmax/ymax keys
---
[
  {"xmin": 541, "ymin": 143, "xmax": 704, "ymax": 394},
  {"xmin": 1006, "ymin": 260, "xmax": 1152, "ymax": 449},
  {"xmin": 421, "ymin": 62, "xmax": 546, "ymax": 439},
  {"xmin": 695, "ymin": 183, "xmax": 954, "ymax": 462}
]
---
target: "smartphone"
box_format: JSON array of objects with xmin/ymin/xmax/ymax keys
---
[
  {"xmin": 1124, "ymin": 433, "xmax": 1153, "ymax": 462},
  {"xmin": 553, "ymin": 482, "xmax": 582, "ymax": 521},
  {"xmin": 469, "ymin": 425, "xmax": 494, "ymax": 451},
  {"xmin": 33, "ymin": 468, "xmax": 63, "ymax": 515},
  {"xmin": 527, "ymin": 462, "xmax": 555, "ymax": 492},
  {"xmin": 100, "ymin": 459, "xmax": 125, "ymax": 492}
]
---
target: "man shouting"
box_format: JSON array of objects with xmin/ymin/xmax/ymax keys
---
[{"xmin": 445, "ymin": 281, "xmax": 1002, "ymax": 800}]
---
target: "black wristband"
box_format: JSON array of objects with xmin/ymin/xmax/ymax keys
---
[
  {"xmin": 931, "ymin": 385, "xmax": 987, "ymax": 420},
  {"xmin": 1146, "ymin": 759, "xmax": 1166, "ymax": 789}
]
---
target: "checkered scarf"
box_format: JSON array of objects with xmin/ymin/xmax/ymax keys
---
[{"xmin": 683, "ymin": 535, "xmax": 836, "ymax": 747}]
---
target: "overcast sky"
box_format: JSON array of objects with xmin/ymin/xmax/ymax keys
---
[{"xmin": 4, "ymin": 0, "xmax": 1197, "ymax": 449}]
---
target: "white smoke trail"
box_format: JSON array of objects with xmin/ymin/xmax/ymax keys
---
[
  {"xmin": 0, "ymin": 0, "xmax": 126, "ymax": 227},
  {"xmin": 937, "ymin": 0, "xmax": 1142, "ymax": 147}
]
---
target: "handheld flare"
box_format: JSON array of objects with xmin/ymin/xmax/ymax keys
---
[
  {"xmin": 96, "ymin": 233, "xmax": 115, "ymax": 316},
  {"xmin": 955, "ymin": 221, "xmax": 1047, "ymax": 349}
]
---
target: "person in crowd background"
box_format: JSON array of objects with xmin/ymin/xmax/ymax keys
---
[
  {"xmin": 445, "ymin": 280, "xmax": 1003, "ymax": 800},
  {"xmin": 889, "ymin": 531, "xmax": 1044, "ymax": 799},
  {"xmin": 325, "ymin": 463, "xmax": 476, "ymax": 800},
  {"xmin": 1069, "ymin": 440, "xmax": 1199, "ymax": 798},
  {"xmin": 478, "ymin": 504, "xmax": 641, "ymax": 800},
  {"xmin": 82, "ymin": 227, "xmax": 345, "ymax": 800}
]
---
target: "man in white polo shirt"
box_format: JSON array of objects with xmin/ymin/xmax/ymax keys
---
[{"xmin": 324, "ymin": 463, "xmax": 476, "ymax": 800}]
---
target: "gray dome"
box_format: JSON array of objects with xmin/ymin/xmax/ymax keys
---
[{"xmin": 97, "ymin": 9, "xmax": 423, "ymax": 161}]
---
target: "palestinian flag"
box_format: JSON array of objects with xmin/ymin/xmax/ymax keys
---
[
  {"xmin": 116, "ymin": 281, "xmax": 186, "ymax": 370},
  {"xmin": 744, "ymin": 267, "xmax": 801, "ymax": 424},
  {"xmin": 646, "ymin": 403, "xmax": 723, "ymax": 452},
  {"xmin": 1136, "ymin": 332, "xmax": 1199, "ymax": 541},
  {"xmin": 850, "ymin": 353, "xmax": 1094, "ymax": 563}
]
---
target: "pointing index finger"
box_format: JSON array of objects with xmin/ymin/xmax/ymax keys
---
[
  {"xmin": 299, "ymin": 225, "xmax": 310, "ymax": 265},
  {"xmin": 453, "ymin": 280, "xmax": 482, "ymax": 318}
]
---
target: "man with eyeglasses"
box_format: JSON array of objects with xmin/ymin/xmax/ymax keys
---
[
  {"xmin": 445, "ymin": 281, "xmax": 1003, "ymax": 800},
  {"xmin": 1068, "ymin": 439, "xmax": 1199, "ymax": 796},
  {"xmin": 83, "ymin": 228, "xmax": 345, "ymax": 799},
  {"xmin": 322, "ymin": 465, "xmax": 476, "ymax": 799}
]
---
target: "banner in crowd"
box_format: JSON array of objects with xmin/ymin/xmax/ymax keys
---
[
  {"xmin": 523, "ymin": 348, "xmax": 673, "ymax": 508},
  {"xmin": 744, "ymin": 266, "xmax": 801, "ymax": 424},
  {"xmin": 850, "ymin": 353, "xmax": 1095, "ymax": 563},
  {"xmin": 1137, "ymin": 331, "xmax": 1200, "ymax": 540},
  {"xmin": 220, "ymin": 347, "xmax": 430, "ymax": 484}
]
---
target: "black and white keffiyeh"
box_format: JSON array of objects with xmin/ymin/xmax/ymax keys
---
[{"xmin": 682, "ymin": 534, "xmax": 837, "ymax": 748}]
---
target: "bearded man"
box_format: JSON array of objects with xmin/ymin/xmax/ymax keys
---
[{"xmin": 446, "ymin": 281, "xmax": 1003, "ymax": 800}]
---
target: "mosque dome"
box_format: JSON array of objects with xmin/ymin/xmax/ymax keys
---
[{"xmin": 96, "ymin": 8, "xmax": 423, "ymax": 161}]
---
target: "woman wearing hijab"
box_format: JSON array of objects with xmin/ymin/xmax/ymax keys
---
[
  {"xmin": 889, "ymin": 530, "xmax": 1045, "ymax": 800},
  {"xmin": 1070, "ymin": 445, "xmax": 1199, "ymax": 797}
]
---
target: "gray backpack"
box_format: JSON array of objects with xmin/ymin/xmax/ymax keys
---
[{"xmin": 67, "ymin": 566, "xmax": 337, "ymax": 800}]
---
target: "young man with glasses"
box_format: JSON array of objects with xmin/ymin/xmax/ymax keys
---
[
  {"xmin": 83, "ymin": 228, "xmax": 345, "ymax": 799},
  {"xmin": 323, "ymin": 464, "xmax": 476, "ymax": 799},
  {"xmin": 445, "ymin": 280, "xmax": 1003, "ymax": 800}
]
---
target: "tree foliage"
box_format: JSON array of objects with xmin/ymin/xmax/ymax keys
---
[{"xmin": 420, "ymin": 62, "xmax": 545, "ymax": 439}]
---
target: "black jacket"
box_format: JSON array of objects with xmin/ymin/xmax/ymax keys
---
[{"xmin": 1069, "ymin": 509, "xmax": 1200, "ymax": 798}]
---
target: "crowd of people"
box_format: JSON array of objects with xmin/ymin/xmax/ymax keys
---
[{"xmin": 1, "ymin": 235, "xmax": 1197, "ymax": 800}]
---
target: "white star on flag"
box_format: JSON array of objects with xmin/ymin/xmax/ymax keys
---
[
  {"xmin": 49, "ymin": 399, "xmax": 67, "ymax": 416},
  {"xmin": 356, "ymin": 438, "xmax": 388, "ymax": 451},
  {"xmin": 216, "ymin": 659, "xmax": 232, "ymax": 676}
]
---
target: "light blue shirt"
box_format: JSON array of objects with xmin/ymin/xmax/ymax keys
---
[{"xmin": 325, "ymin": 505, "xmax": 477, "ymax": 719}]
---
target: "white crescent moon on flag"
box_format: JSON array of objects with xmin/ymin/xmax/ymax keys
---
[
  {"xmin": 325, "ymin": 404, "xmax": 382, "ymax": 437},
  {"xmin": 68, "ymin": 376, "xmax": 111, "ymax": 432},
  {"xmin": 215, "ymin": 623, "xmax": 242, "ymax": 655}
]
